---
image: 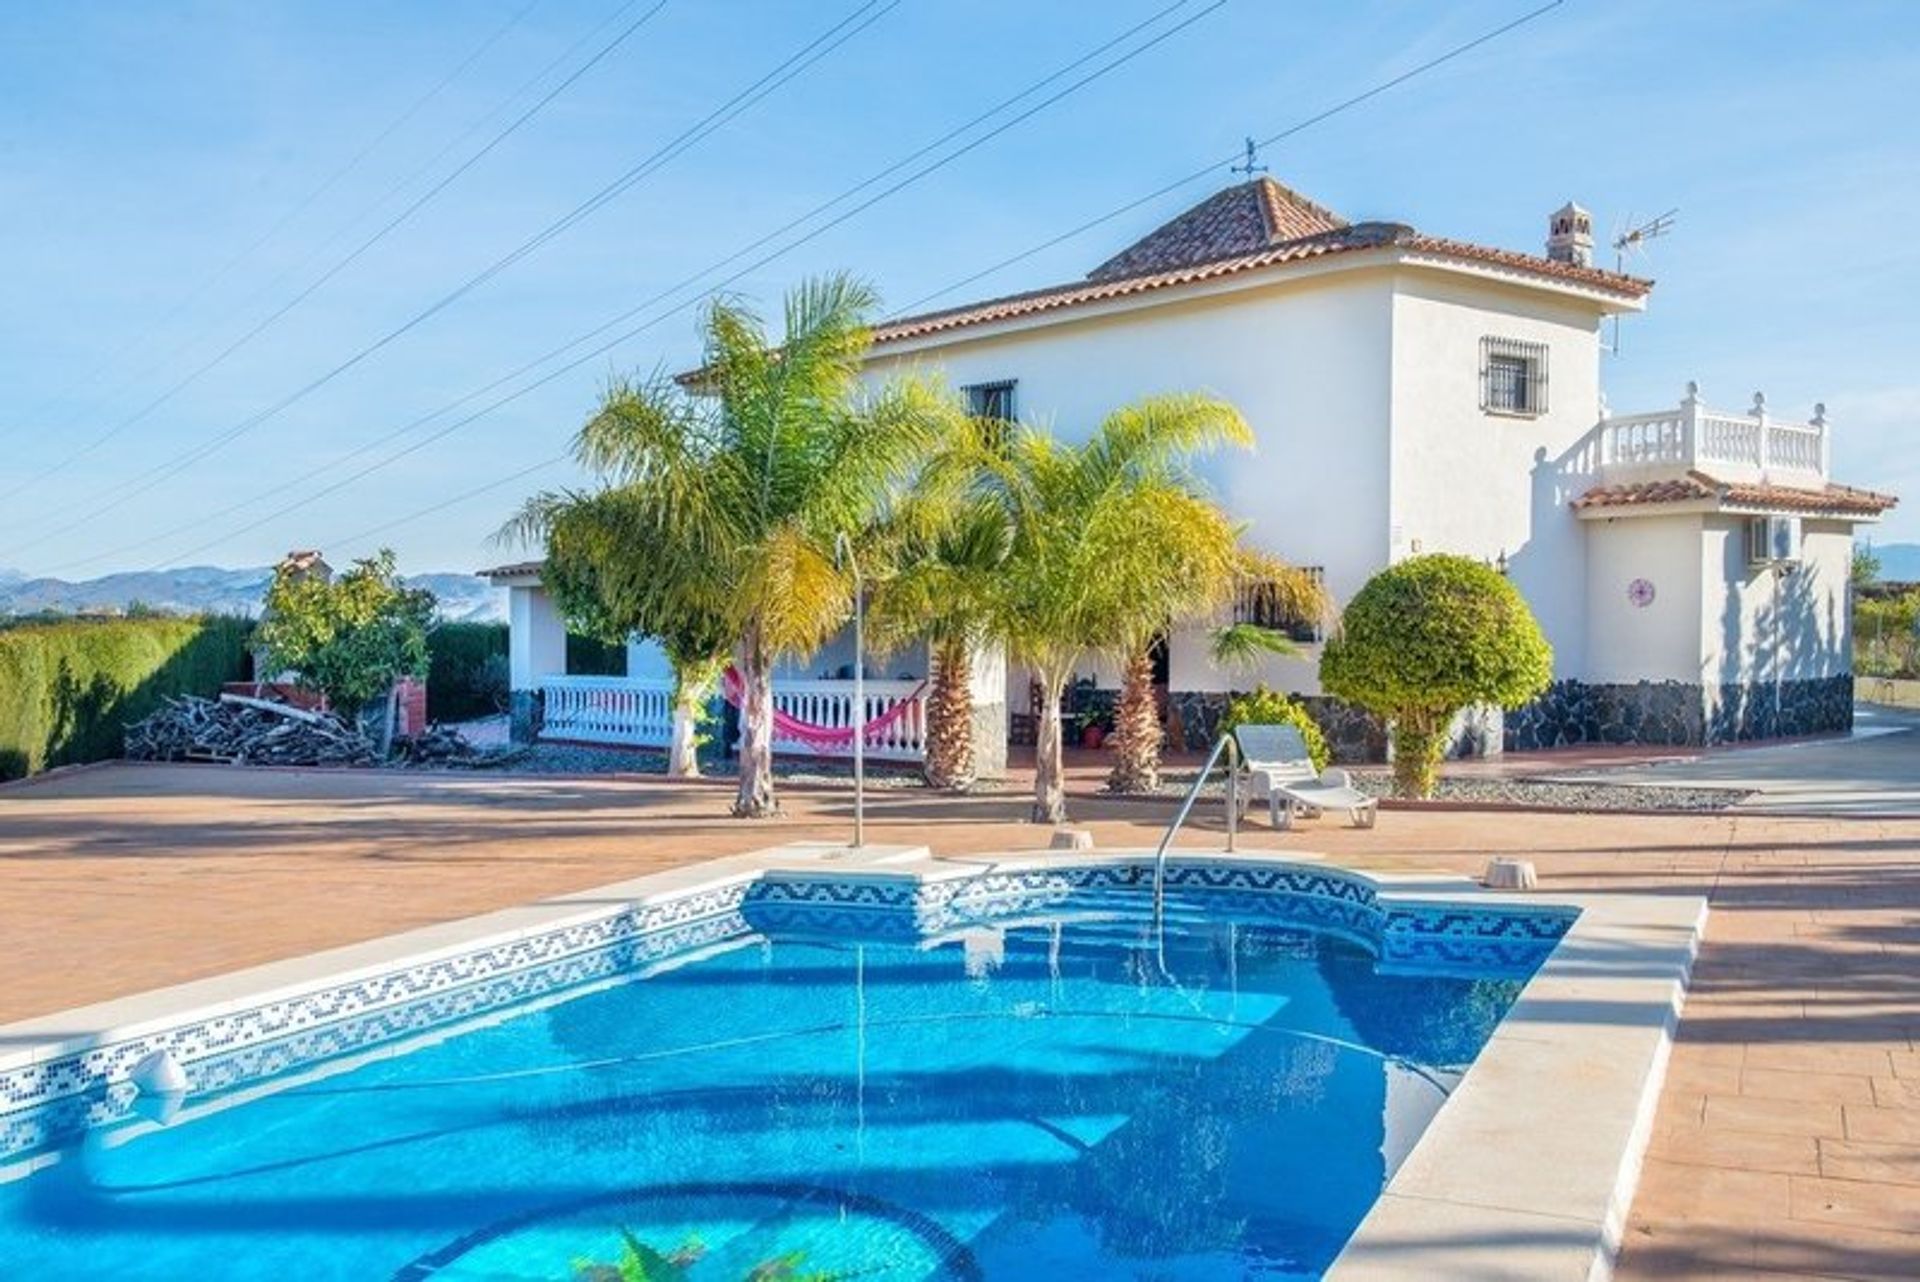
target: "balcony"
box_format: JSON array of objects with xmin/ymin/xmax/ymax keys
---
[{"xmin": 1598, "ymin": 382, "xmax": 1828, "ymax": 488}]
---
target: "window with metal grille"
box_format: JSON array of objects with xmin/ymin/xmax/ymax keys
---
[
  {"xmin": 965, "ymin": 380, "xmax": 1016, "ymax": 422},
  {"xmin": 1233, "ymin": 566, "xmax": 1326, "ymax": 643},
  {"xmin": 1480, "ymin": 337, "xmax": 1548, "ymax": 416}
]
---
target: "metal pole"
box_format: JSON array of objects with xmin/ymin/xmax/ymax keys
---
[
  {"xmin": 839, "ymin": 533, "xmax": 866, "ymax": 850},
  {"xmin": 1225, "ymin": 736, "xmax": 1238, "ymax": 853}
]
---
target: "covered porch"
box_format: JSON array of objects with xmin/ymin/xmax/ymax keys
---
[{"xmin": 480, "ymin": 561, "xmax": 1005, "ymax": 768}]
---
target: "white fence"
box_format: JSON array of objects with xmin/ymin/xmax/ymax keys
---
[
  {"xmin": 540, "ymin": 675, "xmax": 674, "ymax": 747},
  {"xmin": 537, "ymin": 674, "xmax": 929, "ymax": 762},
  {"xmin": 1598, "ymin": 383, "xmax": 1828, "ymax": 485},
  {"xmin": 771, "ymin": 677, "xmax": 929, "ymax": 762}
]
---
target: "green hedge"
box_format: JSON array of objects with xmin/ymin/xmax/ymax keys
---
[
  {"xmin": 0, "ymin": 615, "xmax": 254, "ymax": 781},
  {"xmin": 423, "ymin": 623, "xmax": 631, "ymax": 723},
  {"xmin": 426, "ymin": 622, "xmax": 510, "ymax": 722}
]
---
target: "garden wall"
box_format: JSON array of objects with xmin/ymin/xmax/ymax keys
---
[{"xmin": 0, "ymin": 616, "xmax": 254, "ymax": 781}]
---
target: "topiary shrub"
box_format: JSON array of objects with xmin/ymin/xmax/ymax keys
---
[
  {"xmin": 1320, "ymin": 553, "xmax": 1551, "ymax": 798},
  {"xmin": 1218, "ymin": 686, "xmax": 1329, "ymax": 771}
]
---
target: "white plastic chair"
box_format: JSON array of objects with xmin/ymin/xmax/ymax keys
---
[{"xmin": 1232, "ymin": 723, "xmax": 1379, "ymax": 829}]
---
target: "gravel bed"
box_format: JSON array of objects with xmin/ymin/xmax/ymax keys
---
[
  {"xmin": 1148, "ymin": 768, "xmax": 1750, "ymax": 812},
  {"xmin": 410, "ymin": 740, "xmax": 986, "ymax": 790}
]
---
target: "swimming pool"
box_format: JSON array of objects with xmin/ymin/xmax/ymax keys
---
[{"xmin": 0, "ymin": 859, "xmax": 1577, "ymax": 1280}]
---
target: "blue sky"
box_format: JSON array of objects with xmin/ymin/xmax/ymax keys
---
[{"xmin": 1, "ymin": 0, "xmax": 1915, "ymax": 578}]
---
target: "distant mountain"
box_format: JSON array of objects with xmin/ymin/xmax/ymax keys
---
[
  {"xmin": 0, "ymin": 565, "xmax": 504, "ymax": 623},
  {"xmin": 1872, "ymin": 542, "xmax": 1920, "ymax": 584}
]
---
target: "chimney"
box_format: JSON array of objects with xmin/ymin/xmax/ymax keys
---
[{"xmin": 1546, "ymin": 201, "xmax": 1593, "ymax": 267}]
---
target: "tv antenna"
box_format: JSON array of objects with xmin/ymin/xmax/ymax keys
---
[
  {"xmin": 1229, "ymin": 136, "xmax": 1268, "ymax": 179},
  {"xmin": 1608, "ymin": 208, "xmax": 1676, "ymax": 355}
]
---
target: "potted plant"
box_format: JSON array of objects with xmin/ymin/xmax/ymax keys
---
[{"xmin": 1074, "ymin": 706, "xmax": 1110, "ymax": 750}]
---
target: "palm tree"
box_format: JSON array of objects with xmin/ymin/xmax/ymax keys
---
[
  {"xmin": 868, "ymin": 462, "xmax": 1012, "ymax": 791},
  {"xmin": 1105, "ymin": 549, "xmax": 1331, "ymax": 794},
  {"xmin": 509, "ymin": 275, "xmax": 944, "ymax": 814},
  {"xmin": 504, "ymin": 486, "xmax": 732, "ymax": 777},
  {"xmin": 980, "ymin": 393, "xmax": 1254, "ymax": 823}
]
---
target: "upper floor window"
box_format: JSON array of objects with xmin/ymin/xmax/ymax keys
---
[
  {"xmin": 964, "ymin": 380, "xmax": 1017, "ymax": 423},
  {"xmin": 1480, "ymin": 336, "xmax": 1548, "ymax": 416}
]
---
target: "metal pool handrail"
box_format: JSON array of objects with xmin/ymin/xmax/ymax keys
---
[{"xmin": 1150, "ymin": 729, "xmax": 1239, "ymax": 929}]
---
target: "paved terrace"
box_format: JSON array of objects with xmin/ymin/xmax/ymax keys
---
[{"xmin": 2, "ymin": 760, "xmax": 1916, "ymax": 1279}]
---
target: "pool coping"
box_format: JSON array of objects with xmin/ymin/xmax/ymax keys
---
[{"xmin": 0, "ymin": 843, "xmax": 1703, "ymax": 1280}]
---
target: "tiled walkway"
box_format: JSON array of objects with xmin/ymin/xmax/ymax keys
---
[{"xmin": 2, "ymin": 762, "xmax": 1915, "ymax": 1278}]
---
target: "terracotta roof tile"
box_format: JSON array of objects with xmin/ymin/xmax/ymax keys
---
[
  {"xmin": 1573, "ymin": 470, "xmax": 1897, "ymax": 517},
  {"xmin": 1087, "ymin": 177, "xmax": 1346, "ymax": 281},
  {"xmin": 477, "ymin": 559, "xmax": 545, "ymax": 580},
  {"xmin": 873, "ymin": 181, "xmax": 1649, "ymax": 348}
]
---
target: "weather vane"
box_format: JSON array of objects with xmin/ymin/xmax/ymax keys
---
[{"xmin": 1229, "ymin": 136, "xmax": 1267, "ymax": 179}]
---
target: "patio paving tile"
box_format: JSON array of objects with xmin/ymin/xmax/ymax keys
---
[
  {"xmin": 1816, "ymin": 1137, "xmax": 1920, "ymax": 1188},
  {"xmin": 4, "ymin": 759, "xmax": 1918, "ymax": 1280},
  {"xmin": 1742, "ymin": 1066, "xmax": 1878, "ymax": 1105},
  {"xmin": 1703, "ymin": 1094, "xmax": 1845, "ymax": 1139}
]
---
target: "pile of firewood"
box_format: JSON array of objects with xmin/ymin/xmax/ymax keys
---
[
  {"xmin": 389, "ymin": 723, "xmax": 507, "ymax": 766},
  {"xmin": 125, "ymin": 694, "xmax": 378, "ymax": 767}
]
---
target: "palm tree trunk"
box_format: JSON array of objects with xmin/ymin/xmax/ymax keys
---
[
  {"xmin": 1105, "ymin": 646, "xmax": 1162, "ymax": 795},
  {"xmin": 732, "ymin": 629, "xmax": 778, "ymax": 817},
  {"xmin": 1031, "ymin": 670, "xmax": 1068, "ymax": 824},
  {"xmin": 923, "ymin": 639, "xmax": 976, "ymax": 791},
  {"xmin": 667, "ymin": 669, "xmax": 701, "ymax": 779}
]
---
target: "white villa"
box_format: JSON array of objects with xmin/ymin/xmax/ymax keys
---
[{"xmin": 486, "ymin": 177, "xmax": 1896, "ymax": 767}]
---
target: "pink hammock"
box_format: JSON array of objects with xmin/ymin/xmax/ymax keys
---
[{"xmin": 722, "ymin": 666, "xmax": 928, "ymax": 753}]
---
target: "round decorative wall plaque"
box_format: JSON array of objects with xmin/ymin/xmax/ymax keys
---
[{"xmin": 1627, "ymin": 577, "xmax": 1656, "ymax": 608}]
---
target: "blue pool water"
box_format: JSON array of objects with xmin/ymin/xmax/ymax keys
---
[{"xmin": 0, "ymin": 885, "xmax": 1555, "ymax": 1280}]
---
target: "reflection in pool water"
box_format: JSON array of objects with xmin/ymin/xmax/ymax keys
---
[{"xmin": 0, "ymin": 891, "xmax": 1541, "ymax": 1280}]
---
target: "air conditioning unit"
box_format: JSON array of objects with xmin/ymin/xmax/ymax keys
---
[{"xmin": 1747, "ymin": 515, "xmax": 1801, "ymax": 567}]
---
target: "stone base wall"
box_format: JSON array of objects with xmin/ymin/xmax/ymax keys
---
[
  {"xmin": 970, "ymin": 699, "xmax": 1009, "ymax": 779},
  {"xmin": 1166, "ymin": 691, "xmax": 1489, "ymax": 765},
  {"xmin": 1706, "ymin": 674, "xmax": 1853, "ymax": 742},
  {"xmin": 509, "ymin": 689, "xmax": 544, "ymax": 744},
  {"xmin": 1506, "ymin": 675, "xmax": 1854, "ymax": 751}
]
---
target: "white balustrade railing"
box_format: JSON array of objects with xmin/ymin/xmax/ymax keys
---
[
  {"xmin": 769, "ymin": 677, "xmax": 929, "ymax": 762},
  {"xmin": 537, "ymin": 673, "xmax": 930, "ymax": 761},
  {"xmin": 1598, "ymin": 383, "xmax": 1827, "ymax": 485},
  {"xmin": 540, "ymin": 675, "xmax": 675, "ymax": 747}
]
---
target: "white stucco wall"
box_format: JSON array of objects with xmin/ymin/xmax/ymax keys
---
[
  {"xmin": 1700, "ymin": 516, "xmax": 1853, "ymax": 686},
  {"xmin": 507, "ymin": 585, "xmax": 568, "ymax": 690},
  {"xmin": 869, "ymin": 270, "xmax": 1397, "ymax": 600},
  {"xmin": 1582, "ymin": 514, "xmax": 1705, "ymax": 684},
  {"xmin": 868, "ymin": 269, "xmax": 1399, "ymax": 697},
  {"xmin": 1387, "ymin": 270, "xmax": 1607, "ymax": 678},
  {"xmin": 623, "ymin": 637, "xmax": 672, "ymax": 682}
]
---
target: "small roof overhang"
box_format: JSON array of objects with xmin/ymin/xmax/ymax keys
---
[
  {"xmin": 478, "ymin": 559, "xmax": 545, "ymax": 586},
  {"xmin": 1572, "ymin": 471, "xmax": 1898, "ymax": 523}
]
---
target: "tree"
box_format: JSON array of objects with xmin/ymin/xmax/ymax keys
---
[
  {"xmin": 980, "ymin": 394, "xmax": 1254, "ymax": 823},
  {"xmin": 1853, "ymin": 541, "xmax": 1882, "ymax": 589},
  {"xmin": 511, "ymin": 275, "xmax": 946, "ymax": 816},
  {"xmin": 506, "ymin": 486, "xmax": 733, "ymax": 776},
  {"xmin": 257, "ymin": 549, "xmax": 433, "ymax": 722},
  {"xmin": 867, "ymin": 478, "xmax": 1010, "ymax": 791},
  {"xmin": 1105, "ymin": 548, "xmax": 1329, "ymax": 795},
  {"xmin": 1320, "ymin": 553, "xmax": 1551, "ymax": 798}
]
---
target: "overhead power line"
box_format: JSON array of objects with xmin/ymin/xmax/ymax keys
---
[
  {"xmin": 299, "ymin": 0, "xmax": 1570, "ymax": 562},
  {"xmin": 0, "ymin": 0, "xmax": 668, "ymax": 512},
  {"xmin": 101, "ymin": 0, "xmax": 1219, "ymax": 573},
  {"xmin": 103, "ymin": 0, "xmax": 1210, "ymax": 571},
  {"xmin": 0, "ymin": 0, "xmax": 544, "ymax": 455},
  {"xmin": 11, "ymin": 0, "xmax": 896, "ymax": 565},
  {"xmin": 892, "ymin": 0, "xmax": 1568, "ymax": 318}
]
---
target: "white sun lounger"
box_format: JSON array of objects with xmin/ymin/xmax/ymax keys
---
[{"xmin": 1232, "ymin": 723, "xmax": 1379, "ymax": 830}]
